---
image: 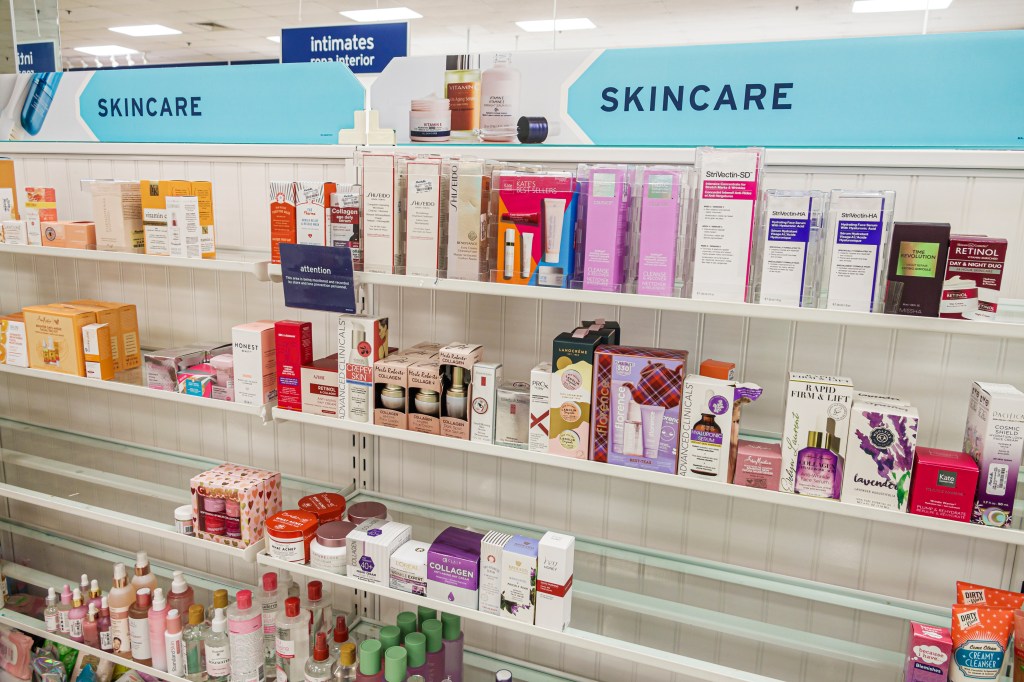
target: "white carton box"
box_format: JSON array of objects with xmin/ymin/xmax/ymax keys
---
[
  {"xmin": 362, "ymin": 154, "xmax": 399, "ymax": 274},
  {"xmin": 337, "ymin": 314, "xmax": 388, "ymax": 423},
  {"xmin": 167, "ymin": 196, "xmax": 202, "ymax": 259},
  {"xmin": 500, "ymin": 535, "xmax": 539, "ymax": 623},
  {"xmin": 780, "ymin": 373, "xmax": 854, "ymax": 493},
  {"xmin": 295, "ymin": 182, "xmax": 330, "ymax": 246},
  {"xmin": 231, "ymin": 321, "xmax": 277, "ymax": 406},
  {"xmin": 529, "ymin": 362, "xmax": 551, "ymax": 453},
  {"xmin": 479, "ymin": 531, "xmax": 513, "ymax": 616},
  {"xmin": 404, "ymin": 159, "xmax": 443, "ymax": 277},
  {"xmin": 535, "ymin": 532, "xmax": 574, "ymax": 631},
  {"xmin": 470, "ymin": 362, "xmax": 503, "ymax": 444},
  {"xmin": 964, "ymin": 382, "xmax": 1024, "ymax": 527},
  {"xmin": 348, "ymin": 519, "xmax": 412, "ymax": 585},
  {"xmin": 389, "ymin": 540, "xmax": 430, "ymax": 596}
]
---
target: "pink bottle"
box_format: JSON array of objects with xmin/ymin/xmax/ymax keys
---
[
  {"xmin": 98, "ymin": 597, "xmax": 113, "ymax": 652},
  {"xmin": 167, "ymin": 571, "xmax": 195, "ymax": 618},
  {"xmin": 57, "ymin": 585, "xmax": 73, "ymax": 635},
  {"xmin": 421, "ymin": 620, "xmax": 445, "ymax": 682},
  {"xmin": 149, "ymin": 588, "xmax": 169, "ymax": 671},
  {"xmin": 83, "ymin": 604, "xmax": 100, "ymax": 649},
  {"xmin": 68, "ymin": 588, "xmax": 88, "ymax": 643},
  {"xmin": 404, "ymin": 632, "xmax": 428, "ymax": 680}
]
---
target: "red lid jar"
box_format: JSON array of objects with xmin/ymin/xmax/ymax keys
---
[
  {"xmin": 298, "ymin": 492, "xmax": 347, "ymax": 526},
  {"xmin": 265, "ymin": 510, "xmax": 318, "ymax": 563}
]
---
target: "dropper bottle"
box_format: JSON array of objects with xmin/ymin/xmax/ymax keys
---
[{"xmin": 43, "ymin": 587, "xmax": 58, "ymax": 633}]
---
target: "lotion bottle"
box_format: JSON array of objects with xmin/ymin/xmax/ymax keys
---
[
  {"xmin": 132, "ymin": 551, "xmax": 158, "ymax": 595},
  {"xmin": 228, "ymin": 590, "xmax": 265, "ymax": 682},
  {"xmin": 68, "ymin": 588, "xmax": 87, "ymax": 643},
  {"xmin": 128, "ymin": 587, "xmax": 154, "ymax": 666},
  {"xmin": 149, "ymin": 587, "xmax": 169, "ymax": 671},
  {"xmin": 168, "ymin": 571, "xmax": 195, "ymax": 617},
  {"xmin": 479, "ymin": 53, "xmax": 520, "ymax": 143},
  {"xmin": 205, "ymin": 608, "xmax": 231, "ymax": 682},
  {"xmin": 108, "ymin": 563, "xmax": 137, "ymax": 658},
  {"xmin": 166, "ymin": 609, "xmax": 186, "ymax": 676}
]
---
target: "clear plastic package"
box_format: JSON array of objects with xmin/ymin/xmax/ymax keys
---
[
  {"xmin": 628, "ymin": 165, "xmax": 694, "ymax": 298},
  {"xmin": 571, "ymin": 164, "xmax": 632, "ymax": 293},
  {"xmin": 443, "ymin": 157, "xmax": 491, "ymax": 282},
  {"xmin": 819, "ymin": 189, "xmax": 897, "ymax": 313},
  {"xmin": 751, "ymin": 189, "xmax": 828, "ymax": 307},
  {"xmin": 359, "ymin": 151, "xmax": 403, "ymax": 275}
]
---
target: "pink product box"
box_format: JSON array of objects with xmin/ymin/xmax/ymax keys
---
[
  {"xmin": 635, "ymin": 168, "xmax": 685, "ymax": 297},
  {"xmin": 904, "ymin": 622, "xmax": 951, "ymax": 682},
  {"xmin": 190, "ymin": 463, "xmax": 282, "ymax": 549},
  {"xmin": 590, "ymin": 345, "xmax": 688, "ymax": 475},
  {"xmin": 579, "ymin": 166, "xmax": 630, "ymax": 292},
  {"xmin": 907, "ymin": 447, "xmax": 979, "ymax": 523},
  {"xmin": 177, "ymin": 363, "xmax": 214, "ymax": 398},
  {"xmin": 732, "ymin": 440, "xmax": 782, "ymax": 491}
]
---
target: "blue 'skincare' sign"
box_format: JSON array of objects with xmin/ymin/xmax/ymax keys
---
[
  {"xmin": 16, "ymin": 42, "xmax": 56, "ymax": 73},
  {"xmin": 281, "ymin": 23, "xmax": 408, "ymax": 74}
]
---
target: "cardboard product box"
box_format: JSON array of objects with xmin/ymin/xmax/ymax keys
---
[
  {"xmin": 1, "ymin": 220, "xmax": 27, "ymax": 245},
  {"xmin": 209, "ymin": 353, "xmax": 234, "ymax": 401},
  {"xmin": 361, "ymin": 154, "xmax": 399, "ymax": 274},
  {"xmin": 445, "ymin": 159, "xmax": 489, "ymax": 281},
  {"xmin": 405, "ymin": 159, "xmax": 443, "ymax": 277},
  {"xmin": 535, "ymin": 532, "xmax": 575, "ymax": 631},
  {"xmin": 295, "ymin": 181, "xmax": 337, "ymax": 247},
  {"xmin": 907, "ymin": 447, "xmax": 980, "ymax": 523},
  {"xmin": 41, "ymin": 221, "xmax": 96, "ymax": 249},
  {"xmin": 167, "ymin": 195, "xmax": 202, "ymax": 259},
  {"xmin": 469, "ymin": 362, "xmax": 503, "ymax": 444},
  {"xmin": 144, "ymin": 347, "xmax": 207, "ymax": 390},
  {"xmin": 842, "ymin": 401, "xmax": 920, "ymax": 511},
  {"xmin": 91, "ymin": 181, "xmax": 144, "ymax": 252},
  {"xmin": 347, "ymin": 519, "xmax": 412, "ymax": 585},
  {"xmin": 408, "ymin": 356, "xmax": 443, "ymax": 435},
  {"xmin": 82, "ymin": 323, "xmax": 115, "ymax": 380},
  {"xmin": 581, "ymin": 319, "xmax": 620, "ymax": 345},
  {"xmin": 885, "ymin": 221, "xmax": 951, "ymax": 317},
  {"xmin": 22, "ymin": 304, "xmax": 96, "ymax": 376},
  {"xmin": 24, "ymin": 187, "xmax": 56, "ymax": 245},
  {"xmin": 964, "ymin": 382, "xmax": 1024, "ymax": 527},
  {"xmin": 427, "ymin": 527, "xmax": 484, "ymax": 609},
  {"xmin": 232, "ymin": 321, "xmax": 277, "ymax": 406},
  {"xmin": 0, "ymin": 313, "xmax": 28, "ymax": 367},
  {"xmin": 529, "ymin": 362, "xmax": 552, "ymax": 453},
  {"xmin": 190, "ymin": 180, "xmax": 216, "ymax": 259},
  {"xmin": 439, "ymin": 343, "xmax": 485, "ymax": 440},
  {"xmin": 780, "ymin": 373, "xmax": 855, "ymax": 494},
  {"xmin": 549, "ymin": 329, "xmax": 608, "ymax": 458},
  {"xmin": 0, "ymin": 159, "xmax": 19, "ymax": 220},
  {"xmin": 301, "ymin": 355, "xmax": 340, "ymax": 418},
  {"xmin": 479, "ymin": 531, "xmax": 513, "ymax": 616},
  {"xmin": 270, "ymin": 181, "xmax": 297, "ymax": 265},
  {"xmin": 500, "ymin": 535, "xmax": 539, "ymax": 623},
  {"xmin": 67, "ymin": 300, "xmax": 140, "ymax": 371},
  {"xmin": 941, "ymin": 235, "xmax": 1008, "ymax": 320},
  {"xmin": 389, "ymin": 540, "xmax": 430, "ymax": 596},
  {"xmin": 141, "ymin": 180, "xmax": 178, "ymax": 256},
  {"xmin": 191, "ymin": 463, "xmax": 283, "ymax": 549},
  {"xmin": 373, "ymin": 351, "xmax": 419, "ymax": 429},
  {"xmin": 275, "ymin": 320, "xmax": 313, "ymax": 412},
  {"xmin": 337, "ymin": 314, "xmax": 389, "ymax": 423},
  {"xmin": 678, "ymin": 374, "xmax": 763, "ymax": 483}
]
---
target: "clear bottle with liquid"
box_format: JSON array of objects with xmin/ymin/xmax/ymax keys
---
[
  {"xmin": 259, "ymin": 573, "xmax": 280, "ymax": 680},
  {"xmin": 444, "ymin": 55, "xmax": 481, "ymax": 138},
  {"xmin": 332, "ymin": 642, "xmax": 356, "ymax": 682},
  {"xmin": 206, "ymin": 608, "xmax": 231, "ymax": 682},
  {"xmin": 184, "ymin": 603, "xmax": 208, "ymax": 682},
  {"xmin": 209, "ymin": 589, "xmax": 229, "ymax": 626},
  {"xmin": 302, "ymin": 582, "xmax": 328, "ymax": 641},
  {"xmin": 43, "ymin": 587, "xmax": 58, "ymax": 633},
  {"xmin": 304, "ymin": 633, "xmax": 333, "ymax": 682},
  {"xmin": 228, "ymin": 590, "xmax": 266, "ymax": 682},
  {"xmin": 275, "ymin": 596, "xmax": 309, "ymax": 682}
]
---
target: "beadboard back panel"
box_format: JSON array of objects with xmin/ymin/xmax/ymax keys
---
[{"xmin": 1, "ymin": 145, "xmax": 1023, "ymax": 682}]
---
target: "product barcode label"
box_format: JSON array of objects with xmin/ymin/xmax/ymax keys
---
[{"xmin": 987, "ymin": 463, "xmax": 1008, "ymax": 496}]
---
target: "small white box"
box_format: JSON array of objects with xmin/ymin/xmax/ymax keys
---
[
  {"xmin": 535, "ymin": 532, "xmax": 574, "ymax": 631},
  {"xmin": 780, "ymin": 373, "xmax": 855, "ymax": 493},
  {"xmin": 470, "ymin": 362, "xmax": 503, "ymax": 444},
  {"xmin": 167, "ymin": 196, "xmax": 202, "ymax": 259},
  {"xmin": 529, "ymin": 362, "xmax": 551, "ymax": 452},
  {"xmin": 389, "ymin": 540, "xmax": 430, "ymax": 596},
  {"xmin": 500, "ymin": 535, "xmax": 539, "ymax": 623},
  {"xmin": 0, "ymin": 315, "xmax": 28, "ymax": 367},
  {"xmin": 1, "ymin": 220, "xmax": 27, "ymax": 245},
  {"xmin": 295, "ymin": 182, "xmax": 330, "ymax": 247},
  {"xmin": 361, "ymin": 154, "xmax": 398, "ymax": 274},
  {"xmin": 348, "ymin": 519, "xmax": 412, "ymax": 585},
  {"xmin": 337, "ymin": 315, "xmax": 388, "ymax": 423},
  {"xmin": 231, "ymin": 321, "xmax": 277, "ymax": 406},
  {"xmin": 92, "ymin": 181, "xmax": 143, "ymax": 252},
  {"xmin": 964, "ymin": 382, "xmax": 1024, "ymax": 527},
  {"xmin": 404, "ymin": 159, "xmax": 443, "ymax": 277},
  {"xmin": 479, "ymin": 531, "xmax": 513, "ymax": 616}
]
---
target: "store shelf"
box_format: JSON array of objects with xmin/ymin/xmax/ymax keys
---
[
  {"xmin": 0, "ymin": 243, "xmax": 271, "ymax": 279},
  {"xmin": 0, "ymin": 363, "xmax": 274, "ymax": 421},
  {"xmin": 273, "ymin": 408, "xmax": 1024, "ymax": 548},
  {"xmin": 2, "ymin": 141, "xmax": 359, "ymax": 160}
]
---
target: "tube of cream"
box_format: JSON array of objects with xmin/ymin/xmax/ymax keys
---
[
  {"xmin": 956, "ymin": 581, "xmax": 1024, "ymax": 609},
  {"xmin": 503, "ymin": 229, "xmax": 516, "ymax": 280},
  {"xmin": 542, "ymin": 198, "xmax": 564, "ymax": 262},
  {"xmin": 1014, "ymin": 611, "xmax": 1024, "ymax": 682},
  {"xmin": 610, "ymin": 381, "xmax": 633, "ymax": 453},
  {"xmin": 521, "ymin": 232, "xmax": 534, "ymax": 279},
  {"xmin": 638, "ymin": 404, "xmax": 666, "ymax": 459},
  {"xmin": 950, "ymin": 604, "xmax": 1013, "ymax": 682}
]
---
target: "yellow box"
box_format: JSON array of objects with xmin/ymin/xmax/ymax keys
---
[
  {"xmin": 82, "ymin": 323, "xmax": 115, "ymax": 380},
  {"xmin": 0, "ymin": 159, "xmax": 19, "ymax": 220},
  {"xmin": 23, "ymin": 304, "xmax": 96, "ymax": 375},
  {"xmin": 0, "ymin": 312, "xmax": 27, "ymax": 367},
  {"xmin": 67, "ymin": 299, "xmax": 140, "ymax": 371},
  {"xmin": 191, "ymin": 180, "xmax": 216, "ymax": 259},
  {"xmin": 141, "ymin": 180, "xmax": 170, "ymax": 256}
]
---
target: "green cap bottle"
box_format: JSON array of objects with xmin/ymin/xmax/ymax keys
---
[
  {"xmin": 383, "ymin": 645, "xmax": 407, "ymax": 682},
  {"xmin": 358, "ymin": 639, "xmax": 382, "ymax": 676},
  {"xmin": 422, "ymin": 619, "xmax": 443, "ymax": 653},
  {"xmin": 396, "ymin": 611, "xmax": 417, "ymax": 639},
  {"xmin": 405, "ymin": 632, "xmax": 426, "ymax": 668},
  {"xmin": 416, "ymin": 606, "xmax": 437, "ymax": 631},
  {"xmin": 379, "ymin": 625, "xmax": 402, "ymax": 654},
  {"xmin": 441, "ymin": 612, "xmax": 462, "ymax": 641}
]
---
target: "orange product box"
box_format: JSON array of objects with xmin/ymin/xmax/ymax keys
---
[
  {"xmin": 191, "ymin": 180, "xmax": 216, "ymax": 259},
  {"xmin": 82, "ymin": 323, "xmax": 115, "ymax": 380},
  {"xmin": 66, "ymin": 299, "xmax": 141, "ymax": 371},
  {"xmin": 41, "ymin": 221, "xmax": 96, "ymax": 249},
  {"xmin": 270, "ymin": 181, "xmax": 297, "ymax": 264},
  {"xmin": 0, "ymin": 313, "xmax": 28, "ymax": 367},
  {"xmin": 0, "ymin": 159, "xmax": 19, "ymax": 220},
  {"xmin": 22, "ymin": 303, "xmax": 97, "ymax": 375}
]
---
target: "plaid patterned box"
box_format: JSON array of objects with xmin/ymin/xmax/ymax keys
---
[{"xmin": 591, "ymin": 346, "xmax": 688, "ymax": 474}]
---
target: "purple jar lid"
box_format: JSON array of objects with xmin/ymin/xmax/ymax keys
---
[
  {"xmin": 316, "ymin": 521, "xmax": 357, "ymax": 548},
  {"xmin": 347, "ymin": 501, "xmax": 388, "ymax": 525}
]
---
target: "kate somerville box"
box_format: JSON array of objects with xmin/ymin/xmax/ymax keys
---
[
  {"xmin": 964, "ymin": 382, "xmax": 1024, "ymax": 527},
  {"xmin": 908, "ymin": 447, "xmax": 979, "ymax": 523},
  {"xmin": 427, "ymin": 527, "xmax": 483, "ymax": 609},
  {"xmin": 780, "ymin": 373, "xmax": 854, "ymax": 493},
  {"xmin": 842, "ymin": 400, "xmax": 919, "ymax": 511},
  {"xmin": 885, "ymin": 222, "xmax": 950, "ymax": 317},
  {"xmin": 232, "ymin": 321, "xmax": 277, "ymax": 406},
  {"xmin": 591, "ymin": 346, "xmax": 688, "ymax": 474}
]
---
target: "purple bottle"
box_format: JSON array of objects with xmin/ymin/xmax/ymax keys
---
[
  {"xmin": 421, "ymin": 620, "xmax": 445, "ymax": 682},
  {"xmin": 404, "ymin": 632, "xmax": 428, "ymax": 679},
  {"xmin": 441, "ymin": 614, "xmax": 463, "ymax": 682},
  {"xmin": 794, "ymin": 417, "xmax": 844, "ymax": 499}
]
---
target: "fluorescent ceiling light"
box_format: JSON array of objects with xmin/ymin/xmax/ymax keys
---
[
  {"xmin": 109, "ymin": 24, "xmax": 181, "ymax": 37},
  {"xmin": 75, "ymin": 45, "xmax": 138, "ymax": 56},
  {"xmin": 267, "ymin": 36, "xmax": 281, "ymax": 43},
  {"xmin": 516, "ymin": 17, "xmax": 596, "ymax": 32},
  {"xmin": 339, "ymin": 7, "xmax": 423, "ymax": 22},
  {"xmin": 852, "ymin": 0, "xmax": 952, "ymax": 12}
]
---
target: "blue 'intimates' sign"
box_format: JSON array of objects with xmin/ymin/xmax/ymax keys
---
[
  {"xmin": 17, "ymin": 42, "xmax": 56, "ymax": 73},
  {"xmin": 281, "ymin": 23, "xmax": 408, "ymax": 74},
  {"xmin": 280, "ymin": 244, "xmax": 357, "ymax": 314}
]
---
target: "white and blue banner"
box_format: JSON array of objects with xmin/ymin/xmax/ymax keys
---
[
  {"xmin": 281, "ymin": 23, "xmax": 408, "ymax": 74},
  {"xmin": 373, "ymin": 30, "xmax": 1024, "ymax": 149},
  {"xmin": 0, "ymin": 62, "xmax": 365, "ymax": 144},
  {"xmin": 16, "ymin": 41, "xmax": 56, "ymax": 74}
]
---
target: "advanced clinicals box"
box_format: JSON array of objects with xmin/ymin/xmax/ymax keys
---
[
  {"xmin": 753, "ymin": 190, "xmax": 826, "ymax": 307},
  {"xmin": 821, "ymin": 190, "xmax": 895, "ymax": 312},
  {"xmin": 964, "ymin": 382, "xmax": 1024, "ymax": 527},
  {"xmin": 690, "ymin": 147, "xmax": 763, "ymax": 303},
  {"xmin": 337, "ymin": 314, "xmax": 389, "ymax": 423}
]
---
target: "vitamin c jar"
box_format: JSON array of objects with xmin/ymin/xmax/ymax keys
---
[
  {"xmin": 266, "ymin": 510, "xmax": 318, "ymax": 563},
  {"xmin": 409, "ymin": 97, "xmax": 451, "ymax": 142}
]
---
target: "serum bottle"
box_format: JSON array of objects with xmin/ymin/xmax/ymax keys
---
[
  {"xmin": 479, "ymin": 53, "xmax": 520, "ymax": 143},
  {"xmin": 98, "ymin": 596, "xmax": 113, "ymax": 652},
  {"xmin": 183, "ymin": 604, "xmax": 208, "ymax": 682},
  {"xmin": 84, "ymin": 604, "xmax": 100, "ymax": 649},
  {"xmin": 794, "ymin": 418, "xmax": 844, "ymax": 499},
  {"xmin": 44, "ymin": 587, "xmax": 58, "ymax": 633},
  {"xmin": 57, "ymin": 584, "xmax": 72, "ymax": 634},
  {"xmin": 440, "ymin": 614, "xmax": 463, "ymax": 682},
  {"xmin": 205, "ymin": 608, "xmax": 231, "ymax": 682},
  {"xmin": 68, "ymin": 588, "xmax": 87, "ymax": 643},
  {"xmin": 444, "ymin": 55, "xmax": 481, "ymax": 138}
]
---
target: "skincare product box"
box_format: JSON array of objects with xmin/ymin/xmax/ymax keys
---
[
  {"xmin": 295, "ymin": 181, "xmax": 337, "ymax": 247},
  {"xmin": 1, "ymin": 220, "xmax": 27, "ymax": 244},
  {"xmin": 269, "ymin": 181, "xmax": 296, "ymax": 265},
  {"xmin": 446, "ymin": 159, "xmax": 488, "ymax": 281},
  {"xmin": 582, "ymin": 318, "xmax": 620, "ymax": 345},
  {"xmin": 592, "ymin": 346, "xmax": 688, "ymax": 474},
  {"xmin": 0, "ymin": 313, "xmax": 27, "ymax": 367},
  {"xmin": 904, "ymin": 622, "xmax": 952, "ymax": 682},
  {"xmin": 337, "ymin": 314, "xmax": 389, "ymax": 423},
  {"xmin": 329, "ymin": 185, "xmax": 362, "ymax": 265},
  {"xmin": 529, "ymin": 362, "xmax": 552, "ymax": 453},
  {"xmin": 41, "ymin": 221, "xmax": 96, "ymax": 249},
  {"xmin": 427, "ymin": 527, "xmax": 484, "ymax": 609},
  {"xmin": 0, "ymin": 159, "xmax": 17, "ymax": 220},
  {"xmin": 549, "ymin": 329, "xmax": 608, "ymax": 458},
  {"xmin": 492, "ymin": 169, "xmax": 577, "ymax": 287},
  {"xmin": 885, "ymin": 222, "xmax": 951, "ymax": 317},
  {"xmin": 500, "ymin": 535, "xmax": 539, "ymax": 623},
  {"xmin": 690, "ymin": 147, "xmax": 764, "ymax": 302},
  {"xmin": 408, "ymin": 356, "xmax": 443, "ymax": 435},
  {"xmin": 941, "ymin": 235, "xmax": 1008, "ymax": 320},
  {"xmin": 907, "ymin": 447, "xmax": 979, "ymax": 523},
  {"xmin": 439, "ymin": 343, "xmax": 484, "ymax": 440},
  {"xmin": 145, "ymin": 347, "xmax": 206, "ymax": 390},
  {"xmin": 733, "ymin": 440, "xmax": 783, "ymax": 490},
  {"xmin": 81, "ymin": 323, "xmax": 115, "ymax": 380},
  {"xmin": 91, "ymin": 181, "xmax": 144, "ymax": 252},
  {"xmin": 178, "ymin": 364, "xmax": 214, "ymax": 397},
  {"xmin": 275, "ymin": 320, "xmax": 313, "ymax": 412},
  {"xmin": 753, "ymin": 189, "xmax": 826, "ymax": 307},
  {"xmin": 470, "ymin": 362, "xmax": 503, "ymax": 444},
  {"xmin": 167, "ymin": 195, "xmax": 202, "ymax": 259},
  {"xmin": 348, "ymin": 520, "xmax": 413, "ymax": 585},
  {"xmin": 190, "ymin": 463, "xmax": 282, "ymax": 549},
  {"xmin": 964, "ymin": 382, "xmax": 1024, "ymax": 527},
  {"xmin": 405, "ymin": 159, "xmax": 443, "ymax": 277},
  {"xmin": 389, "ymin": 540, "xmax": 430, "ymax": 596},
  {"xmin": 854, "ymin": 390, "xmax": 910, "ymax": 407},
  {"xmin": 141, "ymin": 180, "xmax": 173, "ymax": 256},
  {"xmin": 23, "ymin": 304, "xmax": 96, "ymax": 376},
  {"xmin": 821, "ymin": 190, "xmax": 896, "ymax": 312},
  {"xmin": 209, "ymin": 354, "xmax": 234, "ymax": 401},
  {"xmin": 842, "ymin": 400, "xmax": 919, "ymax": 511},
  {"xmin": 577, "ymin": 165, "xmax": 630, "ymax": 292},
  {"xmin": 678, "ymin": 374, "xmax": 762, "ymax": 482},
  {"xmin": 480, "ymin": 531, "xmax": 513, "ymax": 616},
  {"xmin": 780, "ymin": 373, "xmax": 854, "ymax": 494},
  {"xmin": 301, "ymin": 355, "xmax": 340, "ymax": 418},
  {"xmin": 632, "ymin": 166, "xmax": 691, "ymax": 297},
  {"xmin": 373, "ymin": 351, "xmax": 418, "ymax": 429},
  {"xmin": 232, "ymin": 321, "xmax": 277, "ymax": 406},
  {"xmin": 535, "ymin": 531, "xmax": 574, "ymax": 631},
  {"xmin": 67, "ymin": 300, "xmax": 140, "ymax": 371},
  {"xmin": 362, "ymin": 154, "xmax": 400, "ymax": 274},
  {"xmin": 495, "ymin": 381, "xmax": 530, "ymax": 449},
  {"xmin": 24, "ymin": 186, "xmax": 56, "ymax": 245},
  {"xmin": 191, "ymin": 180, "xmax": 216, "ymax": 259},
  {"xmin": 699, "ymin": 358, "xmax": 735, "ymax": 380}
]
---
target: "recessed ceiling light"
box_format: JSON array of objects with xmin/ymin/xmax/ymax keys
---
[
  {"xmin": 109, "ymin": 24, "xmax": 181, "ymax": 37},
  {"xmin": 267, "ymin": 36, "xmax": 281, "ymax": 43},
  {"xmin": 515, "ymin": 18, "xmax": 596, "ymax": 32},
  {"xmin": 852, "ymin": 0, "xmax": 952, "ymax": 12},
  {"xmin": 339, "ymin": 7, "xmax": 423, "ymax": 22},
  {"xmin": 75, "ymin": 45, "xmax": 139, "ymax": 57}
]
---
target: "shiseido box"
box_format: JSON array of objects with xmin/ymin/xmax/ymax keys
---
[
  {"xmin": 886, "ymin": 222, "xmax": 951, "ymax": 317},
  {"xmin": 275, "ymin": 320, "xmax": 313, "ymax": 412}
]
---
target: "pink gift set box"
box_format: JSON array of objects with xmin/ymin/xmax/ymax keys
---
[{"xmin": 190, "ymin": 463, "xmax": 283, "ymax": 549}]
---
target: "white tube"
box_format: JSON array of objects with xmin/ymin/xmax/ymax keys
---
[
  {"xmin": 623, "ymin": 401, "xmax": 644, "ymax": 456},
  {"xmin": 611, "ymin": 382, "xmax": 631, "ymax": 452},
  {"xmin": 521, "ymin": 232, "xmax": 534, "ymax": 279},
  {"xmin": 542, "ymin": 198, "xmax": 565, "ymax": 262},
  {"xmin": 639, "ymin": 404, "xmax": 666, "ymax": 458},
  {"xmin": 503, "ymin": 228, "xmax": 516, "ymax": 280}
]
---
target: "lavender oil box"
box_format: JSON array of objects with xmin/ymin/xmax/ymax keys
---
[{"xmin": 842, "ymin": 400, "xmax": 919, "ymax": 512}]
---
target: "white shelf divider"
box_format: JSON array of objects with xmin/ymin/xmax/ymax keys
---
[{"xmin": 272, "ymin": 407, "xmax": 1024, "ymax": 546}]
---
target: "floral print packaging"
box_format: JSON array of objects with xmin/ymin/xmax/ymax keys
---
[{"xmin": 841, "ymin": 400, "xmax": 919, "ymax": 511}]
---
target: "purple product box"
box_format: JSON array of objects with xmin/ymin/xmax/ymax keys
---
[
  {"xmin": 591, "ymin": 345, "xmax": 688, "ymax": 474},
  {"xmin": 635, "ymin": 169, "xmax": 684, "ymax": 297},
  {"xmin": 426, "ymin": 527, "xmax": 484, "ymax": 609},
  {"xmin": 580, "ymin": 167, "xmax": 630, "ymax": 292}
]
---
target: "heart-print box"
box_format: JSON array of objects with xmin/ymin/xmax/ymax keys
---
[{"xmin": 190, "ymin": 463, "xmax": 283, "ymax": 549}]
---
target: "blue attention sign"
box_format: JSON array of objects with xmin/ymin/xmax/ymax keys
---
[
  {"xmin": 281, "ymin": 23, "xmax": 408, "ymax": 74},
  {"xmin": 17, "ymin": 41, "xmax": 56, "ymax": 73},
  {"xmin": 280, "ymin": 244, "xmax": 357, "ymax": 314}
]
